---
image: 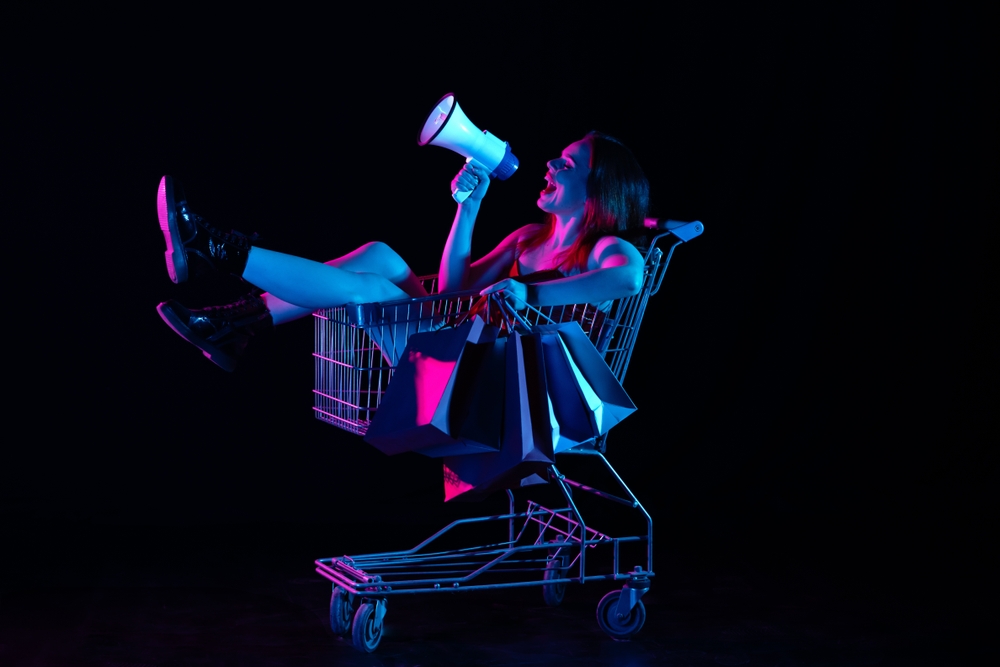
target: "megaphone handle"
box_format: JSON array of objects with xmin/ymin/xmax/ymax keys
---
[{"xmin": 451, "ymin": 157, "xmax": 486, "ymax": 204}]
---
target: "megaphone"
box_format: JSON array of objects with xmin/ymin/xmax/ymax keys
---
[{"xmin": 418, "ymin": 93, "xmax": 519, "ymax": 203}]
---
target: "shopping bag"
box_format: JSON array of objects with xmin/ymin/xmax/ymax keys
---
[
  {"xmin": 364, "ymin": 317, "xmax": 505, "ymax": 457},
  {"xmin": 439, "ymin": 332, "xmax": 508, "ymax": 457},
  {"xmin": 533, "ymin": 321, "xmax": 636, "ymax": 440},
  {"xmin": 442, "ymin": 330, "xmax": 556, "ymax": 501},
  {"xmin": 532, "ymin": 328, "xmax": 601, "ymax": 452}
]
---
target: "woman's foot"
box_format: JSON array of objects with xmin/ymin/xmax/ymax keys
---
[
  {"xmin": 157, "ymin": 175, "xmax": 255, "ymax": 283},
  {"xmin": 156, "ymin": 293, "xmax": 273, "ymax": 371}
]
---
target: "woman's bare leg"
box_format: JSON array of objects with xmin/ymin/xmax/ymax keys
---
[{"xmin": 250, "ymin": 242, "xmax": 429, "ymax": 325}]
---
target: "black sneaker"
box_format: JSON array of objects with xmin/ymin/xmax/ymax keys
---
[
  {"xmin": 156, "ymin": 293, "xmax": 273, "ymax": 371},
  {"xmin": 157, "ymin": 175, "xmax": 255, "ymax": 283}
]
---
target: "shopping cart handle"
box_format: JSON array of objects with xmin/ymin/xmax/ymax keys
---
[{"xmin": 644, "ymin": 218, "xmax": 704, "ymax": 242}]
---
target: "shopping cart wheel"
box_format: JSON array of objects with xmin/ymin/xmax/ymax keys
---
[
  {"xmin": 542, "ymin": 556, "xmax": 567, "ymax": 606},
  {"xmin": 596, "ymin": 590, "xmax": 646, "ymax": 640},
  {"xmin": 329, "ymin": 585, "xmax": 354, "ymax": 635},
  {"xmin": 351, "ymin": 601, "xmax": 385, "ymax": 653}
]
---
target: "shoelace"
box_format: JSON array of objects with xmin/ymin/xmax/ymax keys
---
[
  {"xmin": 200, "ymin": 295, "xmax": 264, "ymax": 319},
  {"xmin": 182, "ymin": 207, "xmax": 262, "ymax": 248}
]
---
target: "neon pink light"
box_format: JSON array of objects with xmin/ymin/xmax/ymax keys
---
[
  {"xmin": 410, "ymin": 350, "xmax": 457, "ymax": 425},
  {"xmin": 443, "ymin": 462, "xmax": 475, "ymax": 501}
]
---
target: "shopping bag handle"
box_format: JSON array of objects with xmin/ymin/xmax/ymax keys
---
[
  {"xmin": 451, "ymin": 293, "xmax": 534, "ymax": 334},
  {"xmin": 490, "ymin": 293, "xmax": 534, "ymax": 333}
]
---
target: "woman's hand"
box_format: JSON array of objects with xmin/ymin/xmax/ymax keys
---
[
  {"xmin": 480, "ymin": 277, "xmax": 528, "ymax": 307},
  {"xmin": 452, "ymin": 162, "xmax": 491, "ymax": 203}
]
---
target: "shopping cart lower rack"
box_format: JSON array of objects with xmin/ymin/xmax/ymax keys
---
[{"xmin": 313, "ymin": 220, "xmax": 703, "ymax": 652}]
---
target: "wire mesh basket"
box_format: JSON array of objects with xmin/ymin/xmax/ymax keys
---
[{"xmin": 313, "ymin": 246, "xmax": 667, "ymax": 437}]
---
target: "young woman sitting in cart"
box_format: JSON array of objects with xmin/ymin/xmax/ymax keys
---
[{"xmin": 156, "ymin": 131, "xmax": 650, "ymax": 371}]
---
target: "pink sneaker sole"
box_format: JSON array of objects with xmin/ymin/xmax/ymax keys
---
[{"xmin": 158, "ymin": 175, "xmax": 188, "ymax": 284}]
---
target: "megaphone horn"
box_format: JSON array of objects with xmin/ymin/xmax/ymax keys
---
[{"xmin": 418, "ymin": 93, "xmax": 519, "ymax": 203}]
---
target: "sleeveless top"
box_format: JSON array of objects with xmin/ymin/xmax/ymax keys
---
[{"xmin": 508, "ymin": 261, "xmax": 613, "ymax": 313}]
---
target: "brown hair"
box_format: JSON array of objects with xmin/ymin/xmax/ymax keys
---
[{"xmin": 517, "ymin": 131, "xmax": 649, "ymax": 272}]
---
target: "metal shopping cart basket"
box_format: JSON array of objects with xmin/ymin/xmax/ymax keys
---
[{"xmin": 312, "ymin": 219, "xmax": 703, "ymax": 651}]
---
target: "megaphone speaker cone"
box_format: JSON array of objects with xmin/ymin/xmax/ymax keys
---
[
  {"xmin": 418, "ymin": 93, "xmax": 519, "ymax": 202},
  {"xmin": 418, "ymin": 93, "xmax": 457, "ymax": 146}
]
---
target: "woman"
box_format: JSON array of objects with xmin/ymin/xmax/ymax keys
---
[{"xmin": 156, "ymin": 131, "xmax": 649, "ymax": 371}]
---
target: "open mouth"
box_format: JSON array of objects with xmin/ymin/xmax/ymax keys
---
[{"xmin": 540, "ymin": 181, "xmax": 557, "ymax": 195}]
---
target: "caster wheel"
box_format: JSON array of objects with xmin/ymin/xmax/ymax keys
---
[
  {"xmin": 596, "ymin": 590, "xmax": 646, "ymax": 640},
  {"xmin": 542, "ymin": 557, "xmax": 567, "ymax": 607},
  {"xmin": 352, "ymin": 601, "xmax": 384, "ymax": 653},
  {"xmin": 329, "ymin": 585, "xmax": 353, "ymax": 635}
]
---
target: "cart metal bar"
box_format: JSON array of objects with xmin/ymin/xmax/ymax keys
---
[
  {"xmin": 317, "ymin": 537, "xmax": 645, "ymax": 573},
  {"xmin": 525, "ymin": 500, "xmax": 611, "ymax": 544},
  {"xmin": 324, "ymin": 541, "xmax": 618, "ymax": 570},
  {"xmin": 311, "ymin": 392, "xmax": 364, "ymax": 408},
  {"xmin": 353, "ymin": 511, "xmax": 526, "ymax": 559},
  {"xmin": 550, "ymin": 465, "xmax": 588, "ymax": 584},
  {"xmin": 332, "ymin": 541, "xmax": 621, "ymax": 575},
  {"xmin": 507, "ymin": 489, "xmax": 515, "ymax": 544},
  {"xmin": 334, "ymin": 502, "xmax": 610, "ymax": 560},
  {"xmin": 661, "ymin": 219, "xmax": 704, "ymax": 242},
  {"xmin": 533, "ymin": 510, "xmax": 557, "ymax": 543},
  {"xmin": 311, "ymin": 355, "xmax": 367, "ymax": 369},
  {"xmin": 321, "ymin": 568, "xmax": 645, "ymax": 593},
  {"xmin": 352, "ymin": 567, "xmax": 551, "ymax": 578},
  {"xmin": 318, "ymin": 539, "xmax": 646, "ymax": 582},
  {"xmin": 334, "ymin": 559, "xmax": 378, "ymax": 584},
  {"xmin": 650, "ymin": 240, "xmax": 678, "ymax": 296},
  {"xmin": 337, "ymin": 534, "xmax": 609, "ymax": 574},
  {"xmin": 311, "ymin": 408, "xmax": 359, "ymax": 424},
  {"xmin": 524, "ymin": 521, "xmax": 608, "ymax": 546},
  {"xmin": 318, "ymin": 539, "xmax": 634, "ymax": 589},
  {"xmin": 511, "ymin": 508, "xmax": 537, "ymax": 546},
  {"xmin": 328, "ymin": 506, "xmax": 597, "ymax": 566},
  {"xmin": 340, "ymin": 561, "xmax": 552, "ymax": 576},
  {"xmin": 559, "ymin": 476, "xmax": 638, "ymax": 508},
  {"xmin": 562, "ymin": 449, "xmax": 654, "ymax": 572},
  {"xmin": 316, "ymin": 568, "xmax": 645, "ymax": 596}
]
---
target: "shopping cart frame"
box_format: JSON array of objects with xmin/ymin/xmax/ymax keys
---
[{"xmin": 313, "ymin": 219, "xmax": 703, "ymax": 651}]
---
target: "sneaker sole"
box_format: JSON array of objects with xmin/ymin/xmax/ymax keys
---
[
  {"xmin": 157, "ymin": 302, "xmax": 237, "ymax": 372},
  {"xmin": 158, "ymin": 175, "xmax": 188, "ymax": 284}
]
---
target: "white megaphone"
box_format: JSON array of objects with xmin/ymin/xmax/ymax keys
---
[{"xmin": 418, "ymin": 93, "xmax": 519, "ymax": 203}]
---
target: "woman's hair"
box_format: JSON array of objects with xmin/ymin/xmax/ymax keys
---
[{"xmin": 518, "ymin": 131, "xmax": 649, "ymax": 273}]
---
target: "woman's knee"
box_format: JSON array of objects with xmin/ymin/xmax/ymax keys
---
[
  {"xmin": 362, "ymin": 241, "xmax": 409, "ymax": 276},
  {"xmin": 325, "ymin": 241, "xmax": 413, "ymax": 284},
  {"xmin": 363, "ymin": 241, "xmax": 401, "ymax": 263}
]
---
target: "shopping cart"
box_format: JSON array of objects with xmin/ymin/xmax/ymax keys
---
[{"xmin": 313, "ymin": 219, "xmax": 703, "ymax": 651}]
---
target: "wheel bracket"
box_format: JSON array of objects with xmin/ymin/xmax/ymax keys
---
[
  {"xmin": 615, "ymin": 570, "xmax": 651, "ymax": 619},
  {"xmin": 373, "ymin": 598, "xmax": 387, "ymax": 625}
]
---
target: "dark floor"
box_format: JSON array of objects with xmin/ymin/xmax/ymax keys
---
[{"xmin": 0, "ymin": 523, "xmax": 978, "ymax": 667}]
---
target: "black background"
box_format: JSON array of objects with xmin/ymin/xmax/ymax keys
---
[{"xmin": 5, "ymin": 2, "xmax": 995, "ymax": 618}]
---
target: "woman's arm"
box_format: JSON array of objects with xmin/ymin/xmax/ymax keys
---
[
  {"xmin": 439, "ymin": 163, "xmax": 538, "ymax": 293},
  {"xmin": 438, "ymin": 163, "xmax": 488, "ymax": 293},
  {"xmin": 481, "ymin": 236, "xmax": 645, "ymax": 307}
]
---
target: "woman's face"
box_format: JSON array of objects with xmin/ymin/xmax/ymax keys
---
[{"xmin": 537, "ymin": 138, "xmax": 592, "ymax": 216}]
